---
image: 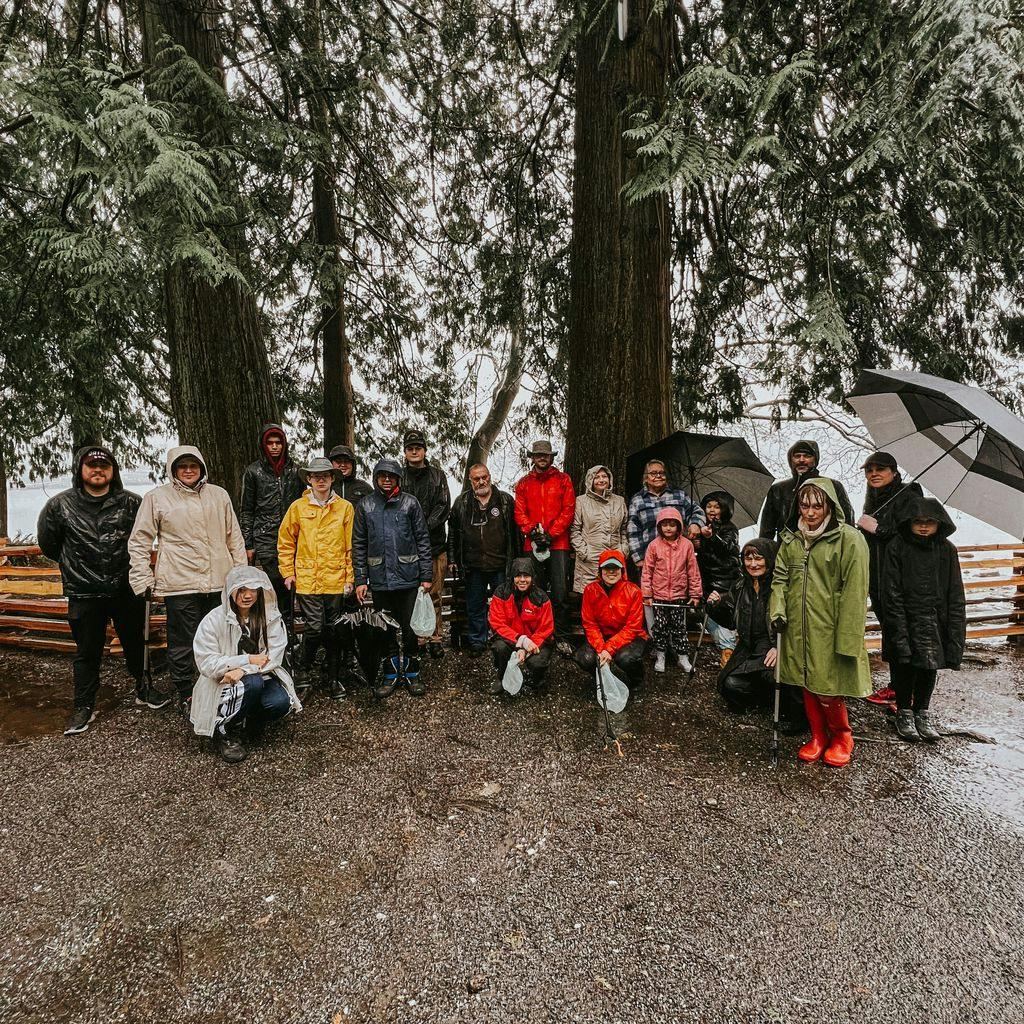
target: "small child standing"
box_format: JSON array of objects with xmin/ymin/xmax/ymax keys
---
[
  {"xmin": 696, "ymin": 490, "xmax": 742, "ymax": 668},
  {"xmin": 881, "ymin": 497, "xmax": 966, "ymax": 742},
  {"xmin": 641, "ymin": 507, "xmax": 702, "ymax": 673}
]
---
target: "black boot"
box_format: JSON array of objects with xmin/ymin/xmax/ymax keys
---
[
  {"xmin": 295, "ymin": 637, "xmax": 320, "ymax": 699},
  {"xmin": 407, "ymin": 656, "xmax": 426, "ymax": 697},
  {"xmin": 209, "ymin": 724, "xmax": 248, "ymax": 763},
  {"xmin": 324, "ymin": 641, "xmax": 346, "ymax": 700},
  {"xmin": 374, "ymin": 656, "xmax": 400, "ymax": 699},
  {"xmin": 914, "ymin": 711, "xmax": 941, "ymax": 742},
  {"xmin": 895, "ymin": 709, "xmax": 920, "ymax": 742},
  {"xmin": 488, "ymin": 672, "xmax": 504, "ymax": 695}
]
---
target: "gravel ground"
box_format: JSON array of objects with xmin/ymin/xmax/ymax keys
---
[{"xmin": 1, "ymin": 644, "xmax": 1023, "ymax": 1024}]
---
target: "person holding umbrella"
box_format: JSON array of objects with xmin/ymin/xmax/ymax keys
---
[
  {"xmin": 769, "ymin": 478, "xmax": 871, "ymax": 767},
  {"xmin": 38, "ymin": 446, "xmax": 169, "ymax": 736},
  {"xmin": 758, "ymin": 440, "xmax": 854, "ymax": 542},
  {"xmin": 855, "ymin": 451, "xmax": 923, "ymax": 705}
]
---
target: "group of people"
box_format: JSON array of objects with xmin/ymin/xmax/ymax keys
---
[{"xmin": 36, "ymin": 428, "xmax": 966, "ymax": 767}]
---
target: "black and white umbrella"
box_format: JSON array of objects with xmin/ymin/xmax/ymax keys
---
[{"xmin": 847, "ymin": 368, "xmax": 1024, "ymax": 538}]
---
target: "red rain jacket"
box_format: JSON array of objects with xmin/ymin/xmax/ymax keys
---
[
  {"xmin": 514, "ymin": 467, "xmax": 576, "ymax": 552},
  {"xmin": 581, "ymin": 578, "xmax": 647, "ymax": 655},
  {"xmin": 488, "ymin": 585, "xmax": 555, "ymax": 647}
]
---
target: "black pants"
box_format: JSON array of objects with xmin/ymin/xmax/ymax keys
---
[
  {"xmin": 890, "ymin": 662, "xmax": 938, "ymax": 711},
  {"xmin": 67, "ymin": 594, "xmax": 146, "ymax": 710},
  {"xmin": 164, "ymin": 592, "xmax": 221, "ymax": 699},
  {"xmin": 574, "ymin": 638, "xmax": 646, "ymax": 685},
  {"xmin": 492, "ymin": 638, "xmax": 552, "ymax": 684},
  {"xmin": 371, "ymin": 587, "xmax": 419, "ymax": 657},
  {"xmin": 295, "ymin": 593, "xmax": 345, "ymax": 659},
  {"xmin": 719, "ymin": 668, "xmax": 805, "ymax": 722},
  {"xmin": 531, "ymin": 550, "xmax": 570, "ymax": 642}
]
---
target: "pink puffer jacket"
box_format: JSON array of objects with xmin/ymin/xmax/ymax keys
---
[{"xmin": 641, "ymin": 508, "xmax": 702, "ymax": 602}]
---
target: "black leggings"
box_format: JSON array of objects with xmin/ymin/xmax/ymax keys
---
[{"xmin": 890, "ymin": 662, "xmax": 938, "ymax": 711}]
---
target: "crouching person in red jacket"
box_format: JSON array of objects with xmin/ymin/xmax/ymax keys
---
[
  {"xmin": 574, "ymin": 549, "xmax": 647, "ymax": 689},
  {"xmin": 488, "ymin": 557, "xmax": 555, "ymax": 695}
]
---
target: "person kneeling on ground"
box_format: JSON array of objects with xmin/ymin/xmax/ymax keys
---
[
  {"xmin": 641, "ymin": 508, "xmax": 702, "ymax": 674},
  {"xmin": 770, "ymin": 479, "xmax": 870, "ymax": 768},
  {"xmin": 881, "ymin": 498, "xmax": 966, "ymax": 743},
  {"xmin": 716, "ymin": 539, "xmax": 805, "ymax": 733},
  {"xmin": 487, "ymin": 557, "xmax": 554, "ymax": 695},
  {"xmin": 574, "ymin": 550, "xmax": 647, "ymax": 691},
  {"xmin": 191, "ymin": 566, "xmax": 302, "ymax": 763}
]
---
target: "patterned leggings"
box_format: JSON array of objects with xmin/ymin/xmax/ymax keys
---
[{"xmin": 651, "ymin": 602, "xmax": 689, "ymax": 656}]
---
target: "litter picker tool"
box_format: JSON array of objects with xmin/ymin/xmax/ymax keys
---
[
  {"xmin": 689, "ymin": 608, "xmax": 708, "ymax": 682},
  {"xmin": 142, "ymin": 593, "xmax": 154, "ymax": 690},
  {"xmin": 595, "ymin": 665, "xmax": 624, "ymax": 757},
  {"xmin": 771, "ymin": 635, "xmax": 782, "ymax": 767}
]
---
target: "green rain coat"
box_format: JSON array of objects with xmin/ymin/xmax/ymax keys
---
[{"xmin": 768, "ymin": 477, "xmax": 871, "ymax": 698}]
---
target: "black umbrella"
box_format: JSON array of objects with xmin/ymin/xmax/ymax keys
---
[
  {"xmin": 847, "ymin": 368, "xmax": 1024, "ymax": 538},
  {"xmin": 625, "ymin": 431, "xmax": 774, "ymax": 529}
]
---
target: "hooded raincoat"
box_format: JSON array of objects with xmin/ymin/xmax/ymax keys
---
[
  {"xmin": 695, "ymin": 490, "xmax": 741, "ymax": 596},
  {"xmin": 128, "ymin": 446, "xmax": 246, "ymax": 597},
  {"xmin": 190, "ymin": 565, "xmax": 301, "ymax": 737},
  {"xmin": 570, "ymin": 465, "xmax": 628, "ymax": 591},
  {"xmin": 718, "ymin": 538, "xmax": 777, "ymax": 681},
  {"xmin": 640, "ymin": 508, "xmax": 702, "ymax": 603},
  {"xmin": 768, "ymin": 478, "xmax": 871, "ymax": 698},
  {"xmin": 881, "ymin": 498, "xmax": 966, "ymax": 670},
  {"xmin": 277, "ymin": 489, "xmax": 355, "ymax": 594}
]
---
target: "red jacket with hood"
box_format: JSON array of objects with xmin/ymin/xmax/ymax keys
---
[
  {"xmin": 488, "ymin": 583, "xmax": 555, "ymax": 647},
  {"xmin": 581, "ymin": 550, "xmax": 647, "ymax": 654},
  {"xmin": 641, "ymin": 507, "xmax": 702, "ymax": 602},
  {"xmin": 514, "ymin": 466, "xmax": 576, "ymax": 551}
]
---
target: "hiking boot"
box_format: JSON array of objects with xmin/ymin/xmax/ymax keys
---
[
  {"xmin": 427, "ymin": 640, "xmax": 445, "ymax": 660},
  {"xmin": 677, "ymin": 653, "xmax": 693, "ymax": 674},
  {"xmin": 895, "ymin": 709, "xmax": 920, "ymax": 742},
  {"xmin": 64, "ymin": 707, "xmax": 95, "ymax": 735},
  {"xmin": 914, "ymin": 711, "xmax": 941, "ymax": 743},
  {"xmin": 556, "ymin": 640, "xmax": 574, "ymax": 658},
  {"xmin": 135, "ymin": 682, "xmax": 171, "ymax": 710},
  {"xmin": 406, "ymin": 657, "xmax": 426, "ymax": 697},
  {"xmin": 374, "ymin": 656, "xmax": 401, "ymax": 699},
  {"xmin": 654, "ymin": 652, "xmax": 666, "ymax": 674},
  {"xmin": 209, "ymin": 728, "xmax": 248, "ymax": 763}
]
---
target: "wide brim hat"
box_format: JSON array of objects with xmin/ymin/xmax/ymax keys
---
[
  {"xmin": 526, "ymin": 439, "xmax": 557, "ymax": 457},
  {"xmin": 302, "ymin": 457, "xmax": 337, "ymax": 478}
]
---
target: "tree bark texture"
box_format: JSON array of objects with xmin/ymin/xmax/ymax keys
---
[
  {"xmin": 140, "ymin": 0, "xmax": 278, "ymax": 500},
  {"xmin": 564, "ymin": 1, "xmax": 674, "ymax": 490},
  {"xmin": 0, "ymin": 445, "xmax": 8, "ymax": 540}
]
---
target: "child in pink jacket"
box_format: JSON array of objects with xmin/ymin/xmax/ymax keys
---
[{"xmin": 642, "ymin": 507, "xmax": 703, "ymax": 673}]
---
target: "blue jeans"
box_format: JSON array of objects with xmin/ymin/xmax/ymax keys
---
[
  {"xmin": 236, "ymin": 673, "xmax": 291, "ymax": 725},
  {"xmin": 464, "ymin": 568, "xmax": 506, "ymax": 651}
]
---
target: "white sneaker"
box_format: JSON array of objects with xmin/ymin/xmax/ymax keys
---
[
  {"xmin": 654, "ymin": 652, "xmax": 666, "ymax": 673},
  {"xmin": 677, "ymin": 654, "xmax": 693, "ymax": 673}
]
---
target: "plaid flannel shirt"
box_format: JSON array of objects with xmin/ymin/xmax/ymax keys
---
[{"xmin": 626, "ymin": 487, "xmax": 706, "ymax": 564}]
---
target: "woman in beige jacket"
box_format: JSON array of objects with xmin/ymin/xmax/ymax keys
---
[
  {"xmin": 570, "ymin": 465, "xmax": 628, "ymax": 593},
  {"xmin": 129, "ymin": 446, "xmax": 246, "ymax": 706}
]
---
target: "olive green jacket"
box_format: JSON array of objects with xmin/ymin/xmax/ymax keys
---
[{"xmin": 769, "ymin": 478, "xmax": 871, "ymax": 698}]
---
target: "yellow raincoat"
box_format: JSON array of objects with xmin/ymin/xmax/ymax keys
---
[{"xmin": 277, "ymin": 492, "xmax": 354, "ymax": 594}]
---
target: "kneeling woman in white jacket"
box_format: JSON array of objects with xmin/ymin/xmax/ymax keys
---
[{"xmin": 191, "ymin": 565, "xmax": 302, "ymax": 762}]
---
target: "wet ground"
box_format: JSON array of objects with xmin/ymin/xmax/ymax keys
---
[{"xmin": 1, "ymin": 644, "xmax": 1023, "ymax": 1023}]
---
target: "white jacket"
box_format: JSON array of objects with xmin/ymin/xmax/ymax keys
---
[
  {"xmin": 190, "ymin": 565, "xmax": 301, "ymax": 737},
  {"xmin": 128, "ymin": 445, "xmax": 246, "ymax": 596}
]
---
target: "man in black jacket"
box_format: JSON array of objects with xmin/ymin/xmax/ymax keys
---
[
  {"xmin": 758, "ymin": 439, "xmax": 855, "ymax": 541},
  {"xmin": 329, "ymin": 444, "xmax": 373, "ymax": 505},
  {"xmin": 238, "ymin": 424, "xmax": 305, "ymax": 610},
  {"xmin": 37, "ymin": 446, "xmax": 169, "ymax": 735},
  {"xmin": 448, "ymin": 463, "xmax": 519, "ymax": 655},
  {"xmin": 402, "ymin": 429, "xmax": 451, "ymax": 658}
]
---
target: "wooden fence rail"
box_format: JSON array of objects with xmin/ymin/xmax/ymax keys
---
[{"xmin": 3, "ymin": 539, "xmax": 1023, "ymax": 657}]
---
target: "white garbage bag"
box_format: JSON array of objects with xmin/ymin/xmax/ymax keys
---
[
  {"xmin": 410, "ymin": 588, "xmax": 437, "ymax": 638},
  {"xmin": 502, "ymin": 655, "xmax": 524, "ymax": 695},
  {"xmin": 596, "ymin": 664, "xmax": 628, "ymax": 713}
]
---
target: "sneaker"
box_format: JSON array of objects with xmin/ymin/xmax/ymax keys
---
[
  {"xmin": 64, "ymin": 707, "xmax": 95, "ymax": 735},
  {"xmin": 135, "ymin": 683, "xmax": 172, "ymax": 710},
  {"xmin": 914, "ymin": 711, "xmax": 941, "ymax": 743},
  {"xmin": 894, "ymin": 709, "xmax": 919, "ymax": 742},
  {"xmin": 677, "ymin": 654, "xmax": 693, "ymax": 674},
  {"xmin": 556, "ymin": 641, "xmax": 574, "ymax": 658},
  {"xmin": 209, "ymin": 729, "xmax": 248, "ymax": 763},
  {"xmin": 654, "ymin": 652, "xmax": 666, "ymax": 674},
  {"xmin": 867, "ymin": 686, "xmax": 896, "ymax": 705}
]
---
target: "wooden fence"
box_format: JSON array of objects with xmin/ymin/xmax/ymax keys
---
[{"xmin": 2, "ymin": 539, "xmax": 1023, "ymax": 657}]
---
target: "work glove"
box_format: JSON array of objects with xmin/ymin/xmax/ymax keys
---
[{"xmin": 771, "ymin": 617, "xmax": 787, "ymax": 633}]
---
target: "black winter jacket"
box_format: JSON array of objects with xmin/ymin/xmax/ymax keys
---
[
  {"xmin": 447, "ymin": 488, "xmax": 520, "ymax": 571},
  {"xmin": 403, "ymin": 459, "xmax": 451, "ymax": 556},
  {"xmin": 36, "ymin": 446, "xmax": 141, "ymax": 599},
  {"xmin": 238, "ymin": 431, "xmax": 305, "ymax": 572},
  {"xmin": 859, "ymin": 475, "xmax": 923, "ymax": 614},
  {"xmin": 695, "ymin": 490, "xmax": 741, "ymax": 597},
  {"xmin": 332, "ymin": 474, "xmax": 373, "ymax": 506},
  {"xmin": 758, "ymin": 441, "xmax": 855, "ymax": 540},
  {"xmin": 881, "ymin": 498, "xmax": 966, "ymax": 669},
  {"xmin": 718, "ymin": 538, "xmax": 777, "ymax": 683}
]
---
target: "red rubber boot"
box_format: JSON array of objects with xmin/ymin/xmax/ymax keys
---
[
  {"xmin": 798, "ymin": 690, "xmax": 830, "ymax": 763},
  {"xmin": 822, "ymin": 699, "xmax": 854, "ymax": 767}
]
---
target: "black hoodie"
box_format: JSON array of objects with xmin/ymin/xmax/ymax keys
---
[
  {"xmin": 36, "ymin": 446, "xmax": 142, "ymax": 598},
  {"xmin": 860, "ymin": 472, "xmax": 923, "ymax": 613},
  {"xmin": 717, "ymin": 537, "xmax": 778, "ymax": 682},
  {"xmin": 696, "ymin": 490, "xmax": 741, "ymax": 596},
  {"xmin": 880, "ymin": 497, "xmax": 966, "ymax": 669}
]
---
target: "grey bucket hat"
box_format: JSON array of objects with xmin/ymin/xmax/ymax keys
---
[
  {"xmin": 527, "ymin": 439, "xmax": 557, "ymax": 457},
  {"xmin": 302, "ymin": 456, "xmax": 336, "ymax": 478}
]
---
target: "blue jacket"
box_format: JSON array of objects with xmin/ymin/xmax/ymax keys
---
[{"xmin": 353, "ymin": 459, "xmax": 433, "ymax": 590}]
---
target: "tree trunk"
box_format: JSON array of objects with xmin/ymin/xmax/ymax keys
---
[
  {"xmin": 463, "ymin": 320, "xmax": 525, "ymax": 488},
  {"xmin": 140, "ymin": 0, "xmax": 278, "ymax": 500},
  {"xmin": 304, "ymin": 2, "xmax": 355, "ymax": 453},
  {"xmin": 564, "ymin": 1, "xmax": 673, "ymax": 489},
  {"xmin": 69, "ymin": 360, "xmax": 103, "ymax": 452},
  {"xmin": 0, "ymin": 444, "xmax": 8, "ymax": 540}
]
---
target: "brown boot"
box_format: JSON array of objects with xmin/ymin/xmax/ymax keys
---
[
  {"xmin": 797, "ymin": 690, "xmax": 830, "ymax": 762},
  {"xmin": 719, "ymin": 649, "xmax": 731, "ymax": 669},
  {"xmin": 822, "ymin": 699, "xmax": 854, "ymax": 767}
]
